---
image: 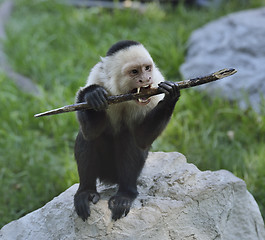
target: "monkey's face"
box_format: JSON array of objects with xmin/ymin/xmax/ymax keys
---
[
  {"xmin": 101, "ymin": 44, "xmax": 162, "ymax": 106},
  {"xmin": 121, "ymin": 59, "xmax": 154, "ymax": 105}
]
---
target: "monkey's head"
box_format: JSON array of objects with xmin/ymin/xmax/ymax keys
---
[{"xmin": 101, "ymin": 40, "xmax": 163, "ymax": 106}]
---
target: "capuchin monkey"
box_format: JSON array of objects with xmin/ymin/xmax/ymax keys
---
[{"xmin": 74, "ymin": 40, "xmax": 180, "ymax": 221}]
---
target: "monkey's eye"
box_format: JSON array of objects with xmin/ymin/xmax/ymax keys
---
[
  {"xmin": 131, "ymin": 69, "xmax": 138, "ymax": 75},
  {"xmin": 145, "ymin": 65, "xmax": 151, "ymax": 71}
]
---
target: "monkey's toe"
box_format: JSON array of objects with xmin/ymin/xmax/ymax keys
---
[{"xmin": 108, "ymin": 195, "xmax": 132, "ymax": 221}]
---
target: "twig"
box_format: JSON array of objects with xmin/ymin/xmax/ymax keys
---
[{"xmin": 34, "ymin": 68, "xmax": 237, "ymax": 118}]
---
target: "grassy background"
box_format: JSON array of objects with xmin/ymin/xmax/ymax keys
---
[{"xmin": 1, "ymin": 0, "xmax": 265, "ymax": 227}]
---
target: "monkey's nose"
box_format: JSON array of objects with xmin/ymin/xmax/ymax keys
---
[{"xmin": 139, "ymin": 78, "xmax": 151, "ymax": 84}]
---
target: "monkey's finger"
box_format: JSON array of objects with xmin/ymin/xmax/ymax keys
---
[
  {"xmin": 75, "ymin": 193, "xmax": 91, "ymax": 221},
  {"xmin": 160, "ymin": 81, "xmax": 180, "ymax": 100},
  {"xmin": 88, "ymin": 91, "xmax": 108, "ymax": 111},
  {"xmin": 93, "ymin": 94, "xmax": 106, "ymax": 111},
  {"xmin": 165, "ymin": 81, "xmax": 179, "ymax": 98},
  {"xmin": 176, "ymin": 85, "xmax": 180, "ymax": 98},
  {"xmin": 83, "ymin": 91, "xmax": 105, "ymax": 111},
  {"xmin": 158, "ymin": 82, "xmax": 172, "ymax": 96},
  {"xmin": 124, "ymin": 207, "xmax": 130, "ymax": 217},
  {"xmin": 123, "ymin": 200, "xmax": 130, "ymax": 217},
  {"xmin": 117, "ymin": 199, "xmax": 131, "ymax": 219},
  {"xmin": 92, "ymin": 89, "xmax": 109, "ymax": 110},
  {"xmin": 101, "ymin": 87, "xmax": 109, "ymax": 98},
  {"xmin": 75, "ymin": 205, "xmax": 81, "ymax": 218},
  {"xmin": 112, "ymin": 206, "xmax": 124, "ymax": 221},
  {"xmin": 83, "ymin": 206, "xmax": 91, "ymax": 221},
  {"xmin": 168, "ymin": 81, "xmax": 180, "ymax": 99},
  {"xmin": 97, "ymin": 90, "xmax": 109, "ymax": 109},
  {"xmin": 91, "ymin": 193, "xmax": 100, "ymax": 204},
  {"xmin": 78, "ymin": 199, "xmax": 90, "ymax": 221},
  {"xmin": 87, "ymin": 96, "xmax": 100, "ymax": 111},
  {"xmin": 84, "ymin": 93, "xmax": 97, "ymax": 107},
  {"xmin": 157, "ymin": 87, "xmax": 169, "ymax": 95},
  {"xmin": 108, "ymin": 196, "xmax": 116, "ymax": 210}
]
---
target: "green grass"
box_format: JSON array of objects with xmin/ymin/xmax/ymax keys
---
[
  {"xmin": 1, "ymin": 0, "xmax": 265, "ymax": 227},
  {"xmin": 0, "ymin": 74, "xmax": 78, "ymax": 225}
]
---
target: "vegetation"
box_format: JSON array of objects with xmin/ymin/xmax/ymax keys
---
[{"xmin": 0, "ymin": 0, "xmax": 264, "ymax": 228}]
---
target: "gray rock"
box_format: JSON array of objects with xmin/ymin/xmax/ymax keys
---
[
  {"xmin": 0, "ymin": 0, "xmax": 12, "ymax": 40},
  {"xmin": 180, "ymin": 7, "xmax": 265, "ymax": 112},
  {"xmin": 0, "ymin": 152, "xmax": 264, "ymax": 240},
  {"xmin": 0, "ymin": 0, "xmax": 40, "ymax": 95}
]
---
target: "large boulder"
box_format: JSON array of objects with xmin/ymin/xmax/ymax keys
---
[
  {"xmin": 180, "ymin": 7, "xmax": 265, "ymax": 112},
  {"xmin": 1, "ymin": 152, "xmax": 264, "ymax": 240}
]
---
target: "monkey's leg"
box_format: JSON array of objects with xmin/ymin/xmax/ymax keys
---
[
  {"xmin": 74, "ymin": 132, "xmax": 100, "ymax": 221},
  {"xmin": 108, "ymin": 140, "xmax": 146, "ymax": 220},
  {"xmin": 108, "ymin": 170, "xmax": 139, "ymax": 221},
  {"xmin": 108, "ymin": 172, "xmax": 139, "ymax": 221}
]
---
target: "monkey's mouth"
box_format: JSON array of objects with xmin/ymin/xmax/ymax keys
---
[{"xmin": 131, "ymin": 85, "xmax": 152, "ymax": 105}]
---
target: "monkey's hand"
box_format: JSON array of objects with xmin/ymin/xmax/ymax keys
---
[
  {"xmin": 158, "ymin": 81, "xmax": 180, "ymax": 103},
  {"xmin": 83, "ymin": 85, "xmax": 109, "ymax": 111},
  {"xmin": 74, "ymin": 190, "xmax": 100, "ymax": 221}
]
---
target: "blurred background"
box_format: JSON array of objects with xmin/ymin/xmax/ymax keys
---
[{"xmin": 0, "ymin": 0, "xmax": 264, "ymax": 227}]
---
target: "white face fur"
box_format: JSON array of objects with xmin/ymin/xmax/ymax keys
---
[{"xmin": 85, "ymin": 44, "xmax": 165, "ymax": 128}]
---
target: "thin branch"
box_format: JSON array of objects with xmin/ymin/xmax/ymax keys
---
[{"xmin": 34, "ymin": 68, "xmax": 237, "ymax": 118}]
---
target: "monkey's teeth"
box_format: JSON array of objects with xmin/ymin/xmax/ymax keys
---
[
  {"xmin": 137, "ymin": 88, "xmax": 140, "ymax": 94},
  {"xmin": 137, "ymin": 97, "xmax": 151, "ymax": 105},
  {"xmin": 138, "ymin": 98, "xmax": 148, "ymax": 103}
]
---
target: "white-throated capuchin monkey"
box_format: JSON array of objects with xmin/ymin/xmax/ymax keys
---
[{"xmin": 74, "ymin": 40, "xmax": 180, "ymax": 221}]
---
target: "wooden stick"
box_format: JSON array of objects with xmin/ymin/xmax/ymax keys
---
[{"xmin": 34, "ymin": 68, "xmax": 237, "ymax": 118}]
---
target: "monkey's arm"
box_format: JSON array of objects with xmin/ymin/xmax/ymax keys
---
[
  {"xmin": 76, "ymin": 85, "xmax": 109, "ymax": 139},
  {"xmin": 135, "ymin": 82, "xmax": 180, "ymax": 149}
]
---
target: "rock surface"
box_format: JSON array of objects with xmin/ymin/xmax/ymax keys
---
[
  {"xmin": 180, "ymin": 7, "xmax": 265, "ymax": 112},
  {"xmin": 1, "ymin": 152, "xmax": 264, "ymax": 240}
]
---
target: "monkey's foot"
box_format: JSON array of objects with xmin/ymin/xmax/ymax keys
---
[
  {"xmin": 108, "ymin": 195, "xmax": 133, "ymax": 221},
  {"xmin": 74, "ymin": 190, "xmax": 100, "ymax": 221}
]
